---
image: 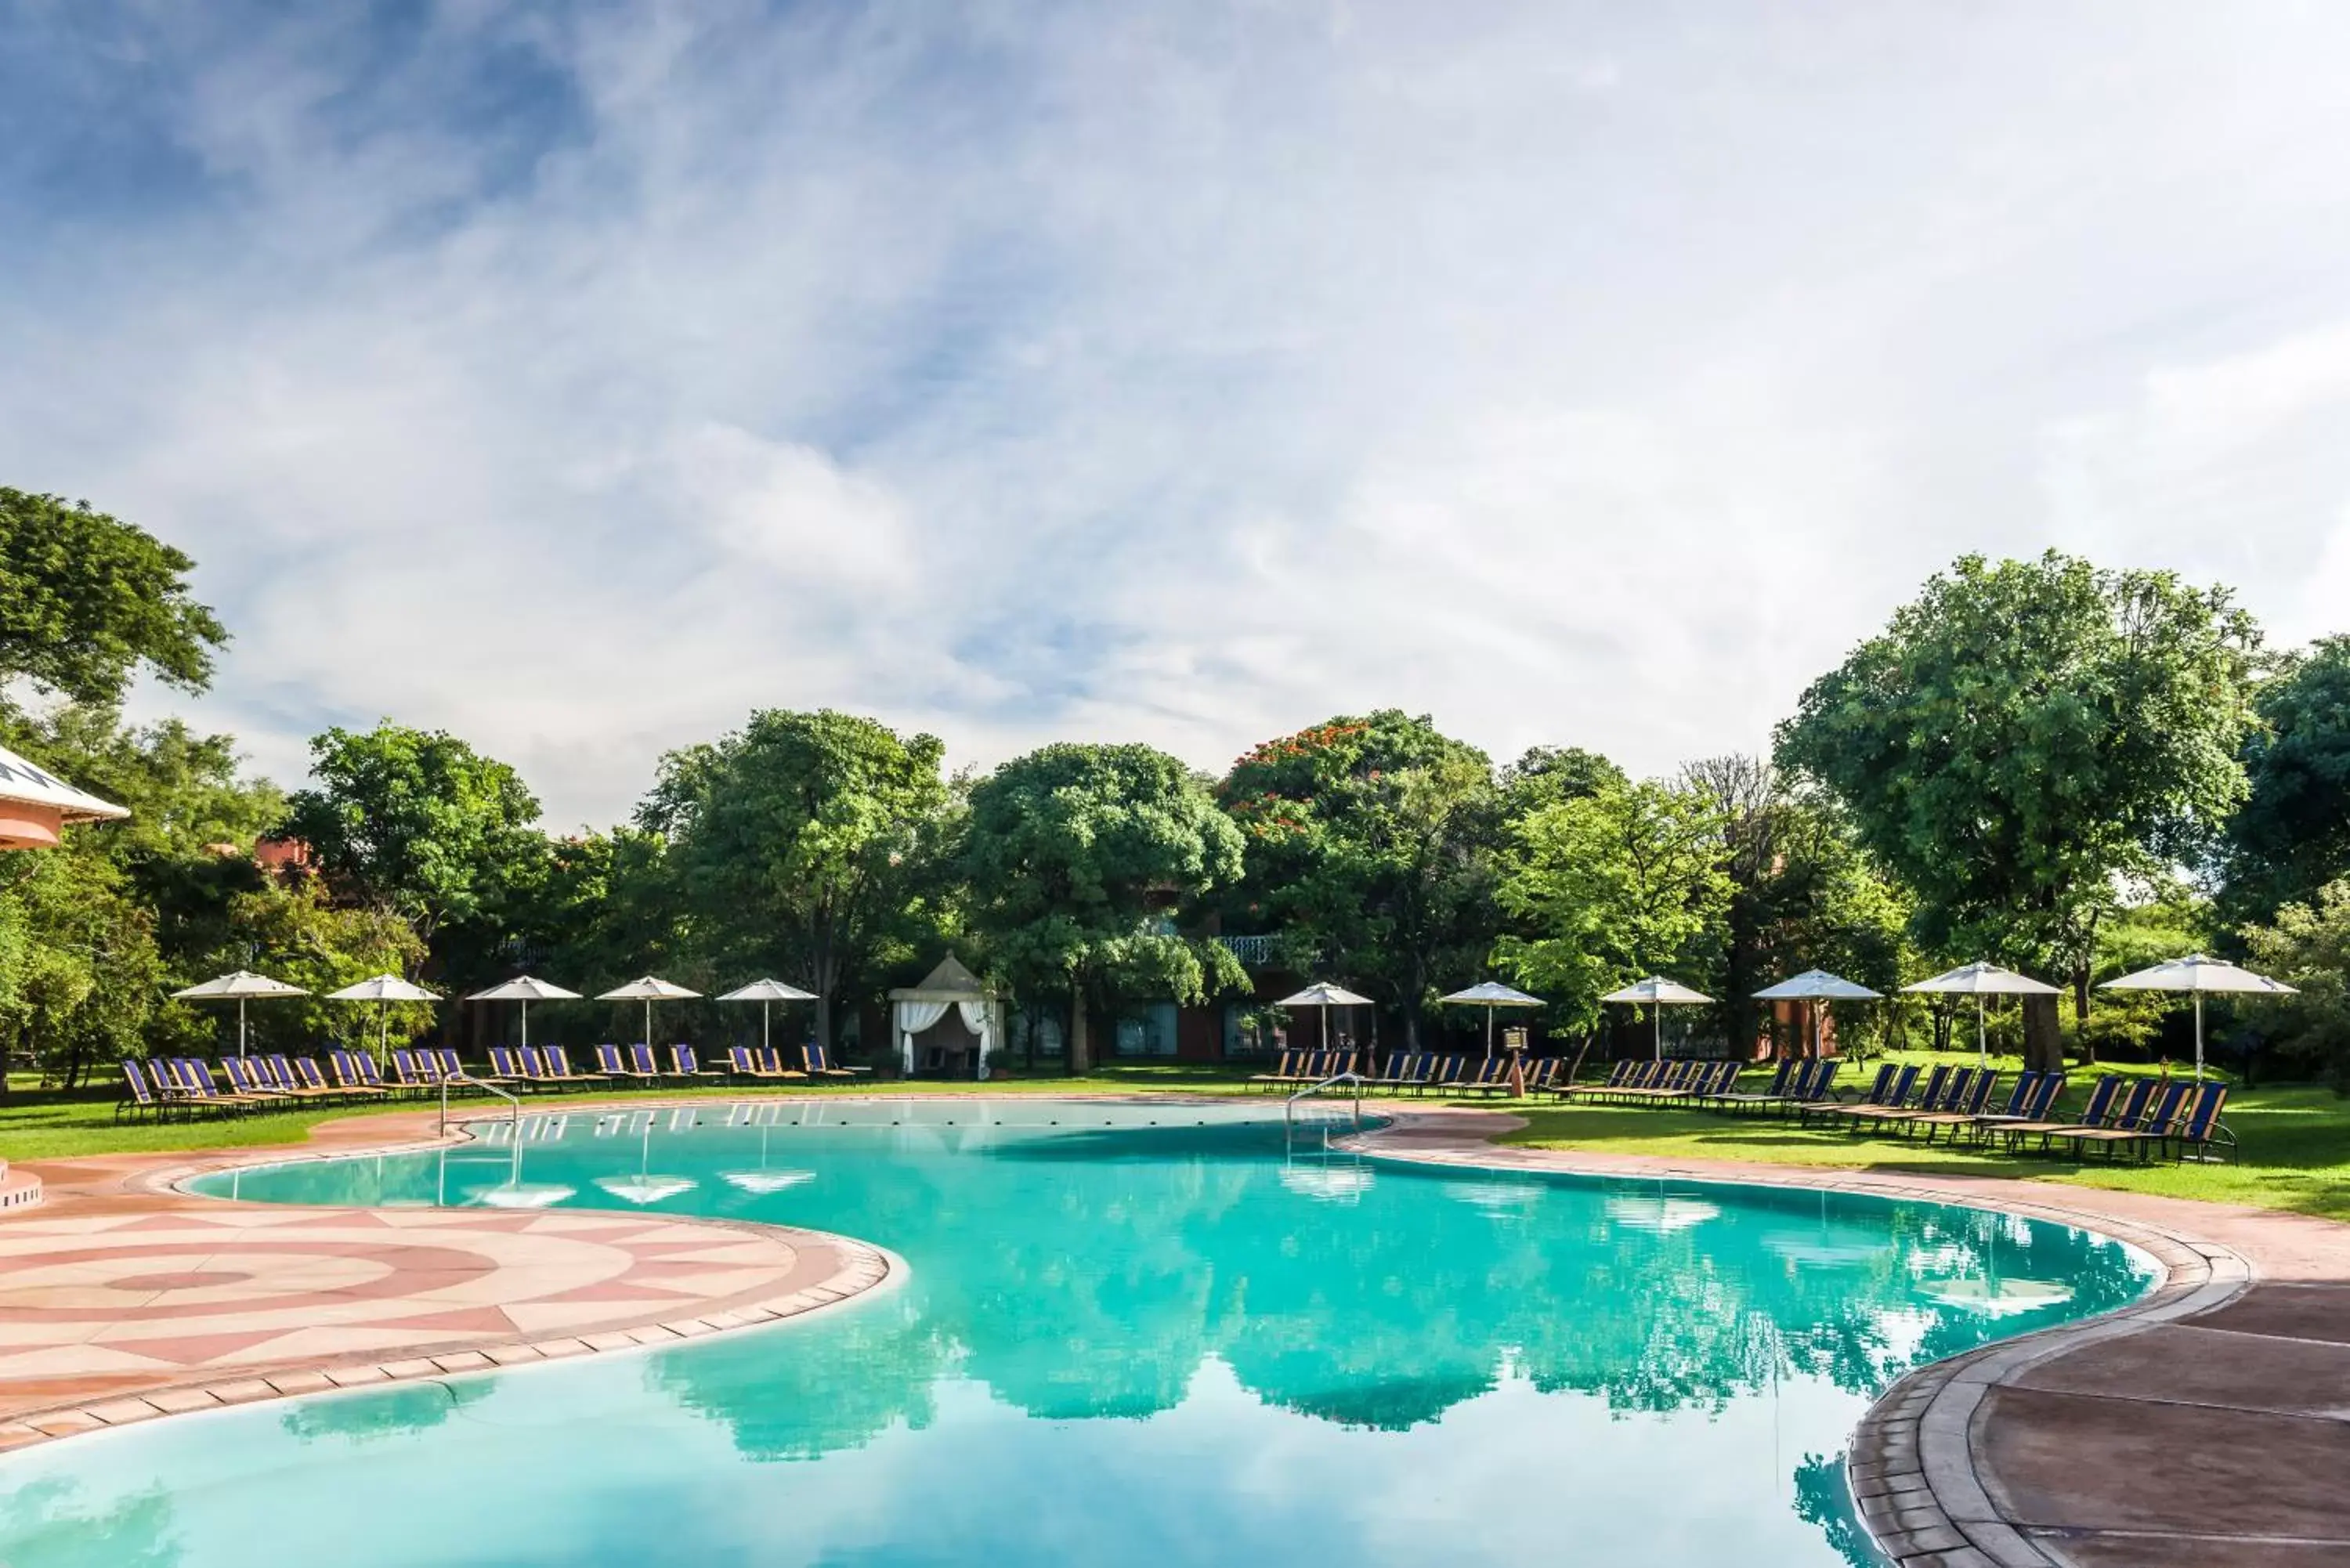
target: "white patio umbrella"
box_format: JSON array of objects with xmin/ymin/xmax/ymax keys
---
[
  {"xmin": 598, "ymin": 976, "xmax": 703, "ymax": 1053},
  {"xmin": 1752, "ymin": 970, "xmax": 1882, "ymax": 1060},
  {"xmin": 468, "ymin": 975, "xmax": 581, "ymax": 1051},
  {"xmin": 2101, "ymin": 953, "xmax": 2297, "ymax": 1081},
  {"xmin": 1902, "ymin": 963, "xmax": 2062, "ymax": 1066},
  {"xmin": 717, "ymin": 977, "xmax": 817, "ymax": 1056},
  {"xmin": 1276, "ymin": 981, "xmax": 1374, "ymax": 1064},
  {"xmin": 172, "ymin": 970, "xmax": 310, "ymax": 1057},
  {"xmin": 1437, "ymin": 980, "xmax": 1545, "ymax": 1060},
  {"xmin": 325, "ymin": 974, "xmax": 442, "ymax": 1065},
  {"xmin": 1600, "ymin": 976, "xmax": 1714, "ymax": 1060}
]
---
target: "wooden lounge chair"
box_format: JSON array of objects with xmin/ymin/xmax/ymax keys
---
[
  {"xmin": 597, "ymin": 1043, "xmax": 658, "ymax": 1082},
  {"xmin": 2150, "ymin": 1081, "xmax": 2235, "ymax": 1162},
  {"xmin": 803, "ymin": 1044, "xmax": 866, "ymax": 1078},
  {"xmin": 1802, "ymin": 1063, "xmax": 1918, "ymax": 1127},
  {"xmin": 670, "ymin": 1044, "xmax": 724, "ymax": 1079},
  {"xmin": 220, "ymin": 1055, "xmax": 295, "ymax": 1100},
  {"xmin": 174, "ymin": 1059, "xmax": 269, "ymax": 1113},
  {"xmin": 728, "ymin": 1046, "xmax": 806, "ymax": 1082},
  {"xmin": 1247, "ymin": 1050, "xmax": 1306, "ymax": 1091},
  {"xmin": 1898, "ymin": 1069, "xmax": 2003, "ymax": 1142},
  {"xmin": 1993, "ymin": 1074, "xmax": 2120, "ymax": 1151},
  {"xmin": 1367, "ymin": 1051, "xmax": 1425, "ymax": 1093},
  {"xmin": 1712, "ymin": 1057, "xmax": 1795, "ymax": 1111},
  {"xmin": 327, "ymin": 1050, "xmax": 394, "ymax": 1098},
  {"xmin": 1556, "ymin": 1058, "xmax": 1639, "ymax": 1100},
  {"xmin": 117, "ymin": 1060, "xmax": 179, "ymax": 1121},
  {"xmin": 540, "ymin": 1045, "xmax": 608, "ymax": 1088},
  {"xmin": 1836, "ymin": 1064, "xmax": 1952, "ymax": 1128},
  {"xmin": 1968, "ymin": 1070, "xmax": 2063, "ymax": 1143},
  {"xmin": 2045, "ymin": 1078, "xmax": 2192, "ymax": 1162}
]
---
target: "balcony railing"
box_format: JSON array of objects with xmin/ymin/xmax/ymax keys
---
[{"xmin": 1215, "ymin": 934, "xmax": 1283, "ymax": 967}]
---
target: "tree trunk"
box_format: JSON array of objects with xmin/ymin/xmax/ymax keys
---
[
  {"xmin": 1068, "ymin": 992, "xmax": 1093, "ymax": 1075},
  {"xmin": 2023, "ymin": 994, "xmax": 2065, "ymax": 1073},
  {"xmin": 2071, "ymin": 965, "xmax": 2097, "ymax": 1065}
]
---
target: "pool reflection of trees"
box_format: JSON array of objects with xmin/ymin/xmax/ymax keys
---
[{"xmin": 645, "ymin": 1132, "xmax": 2146, "ymax": 1456}]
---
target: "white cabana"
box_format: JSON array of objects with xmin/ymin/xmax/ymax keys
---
[
  {"xmin": 2101, "ymin": 952, "xmax": 2297, "ymax": 1081},
  {"xmin": 468, "ymin": 975, "xmax": 581, "ymax": 1051},
  {"xmin": 172, "ymin": 970, "xmax": 310, "ymax": 1057},
  {"xmin": 889, "ymin": 954, "xmax": 1003, "ymax": 1080},
  {"xmin": 718, "ymin": 977, "xmax": 817, "ymax": 1056},
  {"xmin": 1600, "ymin": 976, "xmax": 1713, "ymax": 1060},
  {"xmin": 1902, "ymin": 963, "xmax": 2062, "ymax": 1065},
  {"xmin": 325, "ymin": 973, "xmax": 442, "ymax": 1065},
  {"xmin": 598, "ymin": 976, "xmax": 702, "ymax": 1051},
  {"xmin": 0, "ymin": 741, "xmax": 127, "ymax": 851},
  {"xmin": 1752, "ymin": 969, "xmax": 1882, "ymax": 1060}
]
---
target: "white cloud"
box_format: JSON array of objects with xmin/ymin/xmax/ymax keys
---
[{"xmin": 7, "ymin": 2, "xmax": 2350, "ymax": 821}]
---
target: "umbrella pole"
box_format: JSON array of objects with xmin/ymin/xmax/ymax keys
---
[
  {"xmin": 521, "ymin": 1000, "xmax": 530, "ymax": 1053},
  {"xmin": 1976, "ymin": 998, "xmax": 1987, "ymax": 1068},
  {"xmin": 1654, "ymin": 1006, "xmax": 1661, "ymax": 1062},
  {"xmin": 763, "ymin": 1001, "xmax": 772, "ymax": 1056},
  {"xmin": 1486, "ymin": 1006, "xmax": 1495, "ymax": 1061},
  {"xmin": 2194, "ymin": 993, "xmax": 2205, "ymax": 1082}
]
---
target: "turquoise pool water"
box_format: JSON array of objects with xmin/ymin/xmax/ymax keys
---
[{"xmin": 2, "ymin": 1100, "xmax": 2155, "ymax": 1567}]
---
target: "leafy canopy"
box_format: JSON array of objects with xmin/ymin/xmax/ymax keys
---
[
  {"xmin": 0, "ymin": 490, "xmax": 226, "ymax": 708},
  {"xmin": 1775, "ymin": 551, "xmax": 2258, "ymax": 990},
  {"xmin": 1220, "ymin": 711, "xmax": 1502, "ymax": 1036},
  {"xmin": 641, "ymin": 710, "xmax": 949, "ymax": 1037},
  {"xmin": 2223, "ymin": 636, "xmax": 2350, "ymax": 925},
  {"xmin": 1495, "ymin": 776, "xmax": 1732, "ymax": 1033},
  {"xmin": 964, "ymin": 742, "xmax": 1246, "ymax": 1013},
  {"xmin": 283, "ymin": 724, "xmax": 544, "ymax": 941}
]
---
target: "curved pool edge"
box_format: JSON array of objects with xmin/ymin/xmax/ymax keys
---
[
  {"xmin": 13, "ymin": 1088, "xmax": 2340, "ymax": 1568},
  {"xmin": 1343, "ymin": 1105, "xmax": 2293, "ymax": 1568},
  {"xmin": 0, "ymin": 1111, "xmax": 907, "ymax": 1457}
]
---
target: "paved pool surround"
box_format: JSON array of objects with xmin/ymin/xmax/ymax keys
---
[{"xmin": 3, "ymin": 1093, "xmax": 2345, "ymax": 1568}]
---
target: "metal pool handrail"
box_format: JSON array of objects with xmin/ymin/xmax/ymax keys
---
[
  {"xmin": 1287, "ymin": 1070, "xmax": 1365, "ymax": 1131},
  {"xmin": 440, "ymin": 1070, "xmax": 522, "ymax": 1138}
]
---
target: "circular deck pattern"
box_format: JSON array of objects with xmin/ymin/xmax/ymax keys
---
[{"xmin": 0, "ymin": 1200, "xmax": 890, "ymax": 1448}]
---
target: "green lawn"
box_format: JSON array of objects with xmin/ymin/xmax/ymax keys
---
[{"xmin": 6, "ymin": 1059, "xmax": 2347, "ymax": 1223}]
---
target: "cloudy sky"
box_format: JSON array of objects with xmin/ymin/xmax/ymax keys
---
[{"xmin": 5, "ymin": 2, "xmax": 2348, "ymax": 828}]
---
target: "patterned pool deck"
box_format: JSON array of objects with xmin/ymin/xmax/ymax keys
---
[
  {"xmin": 0, "ymin": 1107, "xmax": 891, "ymax": 1451},
  {"xmin": 3, "ymin": 1093, "xmax": 2346, "ymax": 1568}
]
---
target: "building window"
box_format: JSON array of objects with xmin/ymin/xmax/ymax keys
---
[{"xmin": 1113, "ymin": 1002, "xmax": 1179, "ymax": 1057}]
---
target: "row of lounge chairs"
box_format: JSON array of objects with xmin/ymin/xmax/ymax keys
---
[
  {"xmin": 118, "ymin": 1041, "xmax": 878, "ymax": 1116},
  {"xmin": 1795, "ymin": 1063, "xmax": 2232, "ymax": 1162},
  {"xmin": 1245, "ymin": 1049, "xmax": 1577, "ymax": 1096}
]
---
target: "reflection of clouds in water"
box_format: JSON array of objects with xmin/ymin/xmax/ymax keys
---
[
  {"xmin": 1604, "ymin": 1194, "xmax": 1721, "ymax": 1233},
  {"xmin": 720, "ymin": 1169, "xmax": 819, "ymax": 1194},
  {"xmin": 1444, "ymin": 1181, "xmax": 1546, "ymax": 1216},
  {"xmin": 1918, "ymin": 1278, "xmax": 2075, "ymax": 1316},
  {"xmin": 1278, "ymin": 1165, "xmax": 1374, "ymax": 1202},
  {"xmin": 464, "ymin": 1183, "xmax": 577, "ymax": 1209},
  {"xmin": 591, "ymin": 1175, "xmax": 700, "ymax": 1205}
]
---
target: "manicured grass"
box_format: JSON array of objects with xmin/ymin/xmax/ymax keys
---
[{"xmin": 1498, "ymin": 1078, "xmax": 2350, "ymax": 1222}]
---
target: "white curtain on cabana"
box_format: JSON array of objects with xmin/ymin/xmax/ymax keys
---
[
  {"xmin": 895, "ymin": 1000, "xmax": 952, "ymax": 1074},
  {"xmin": 891, "ymin": 998, "xmax": 1003, "ymax": 1078}
]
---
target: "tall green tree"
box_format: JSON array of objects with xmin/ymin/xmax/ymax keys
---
[
  {"xmin": 283, "ymin": 724, "xmax": 545, "ymax": 952},
  {"xmin": 1679, "ymin": 755, "xmax": 1911, "ymax": 1057},
  {"xmin": 641, "ymin": 710, "xmax": 950, "ymax": 1050},
  {"xmin": 1495, "ymin": 776, "xmax": 1732, "ymax": 1039},
  {"xmin": 964, "ymin": 743, "xmax": 1246, "ymax": 1072},
  {"xmin": 2239, "ymin": 878, "xmax": 2350, "ymax": 1089},
  {"xmin": 2222, "ymin": 636, "xmax": 2350, "ymax": 926},
  {"xmin": 1220, "ymin": 712, "xmax": 1503, "ymax": 1046},
  {"xmin": 0, "ymin": 489, "xmax": 226, "ymax": 709},
  {"xmin": 1775, "ymin": 551, "xmax": 2259, "ymax": 1070}
]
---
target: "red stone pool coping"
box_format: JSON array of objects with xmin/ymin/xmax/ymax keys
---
[{"xmin": 5, "ymin": 1091, "xmax": 2347, "ymax": 1568}]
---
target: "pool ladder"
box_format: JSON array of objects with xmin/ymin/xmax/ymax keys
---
[
  {"xmin": 1286, "ymin": 1070, "xmax": 1366, "ymax": 1133},
  {"xmin": 439, "ymin": 1071, "xmax": 522, "ymax": 1139}
]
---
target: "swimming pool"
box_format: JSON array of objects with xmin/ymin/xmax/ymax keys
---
[{"xmin": 1, "ymin": 1099, "xmax": 2156, "ymax": 1567}]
